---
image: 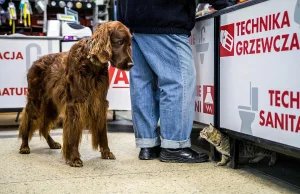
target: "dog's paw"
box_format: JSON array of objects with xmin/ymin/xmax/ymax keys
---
[
  {"xmin": 68, "ymin": 158, "xmax": 83, "ymax": 167},
  {"xmin": 50, "ymin": 142, "xmax": 61, "ymax": 149},
  {"xmin": 19, "ymin": 146, "xmax": 30, "ymax": 154},
  {"xmin": 101, "ymin": 151, "xmax": 116, "ymax": 160}
]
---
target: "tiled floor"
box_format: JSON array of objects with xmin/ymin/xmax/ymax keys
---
[{"xmin": 0, "ymin": 112, "xmax": 299, "ymax": 194}]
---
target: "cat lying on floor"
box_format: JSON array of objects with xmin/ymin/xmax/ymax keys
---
[{"xmin": 199, "ymin": 124, "xmax": 277, "ymax": 166}]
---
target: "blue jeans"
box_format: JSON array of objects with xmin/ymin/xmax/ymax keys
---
[{"xmin": 130, "ymin": 33, "xmax": 196, "ymax": 149}]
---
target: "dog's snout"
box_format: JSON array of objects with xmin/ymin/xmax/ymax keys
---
[
  {"xmin": 126, "ymin": 62, "xmax": 134, "ymax": 71},
  {"xmin": 128, "ymin": 63, "xmax": 134, "ymax": 67}
]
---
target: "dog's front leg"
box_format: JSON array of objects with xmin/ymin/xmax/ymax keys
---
[
  {"xmin": 100, "ymin": 100, "xmax": 115, "ymax": 159},
  {"xmin": 99, "ymin": 125, "xmax": 115, "ymax": 160},
  {"xmin": 90, "ymin": 100, "xmax": 115, "ymax": 160},
  {"xmin": 63, "ymin": 103, "xmax": 85, "ymax": 167}
]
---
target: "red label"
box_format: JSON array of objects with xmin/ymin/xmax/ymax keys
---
[
  {"xmin": 259, "ymin": 90, "xmax": 300, "ymax": 133},
  {"xmin": 220, "ymin": 11, "xmax": 300, "ymax": 57},
  {"xmin": 220, "ymin": 23, "xmax": 235, "ymax": 57},
  {"xmin": 203, "ymin": 85, "xmax": 214, "ymax": 115},
  {"xmin": 108, "ymin": 65, "xmax": 130, "ymax": 88},
  {"xmin": 0, "ymin": 52, "xmax": 24, "ymax": 60},
  {"xmin": 0, "ymin": 87, "xmax": 28, "ymax": 96}
]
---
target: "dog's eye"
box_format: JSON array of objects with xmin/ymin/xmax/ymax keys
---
[{"xmin": 118, "ymin": 40, "xmax": 124, "ymax": 45}]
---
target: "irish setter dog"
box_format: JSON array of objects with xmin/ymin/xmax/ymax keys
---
[{"xmin": 18, "ymin": 21, "xmax": 133, "ymax": 167}]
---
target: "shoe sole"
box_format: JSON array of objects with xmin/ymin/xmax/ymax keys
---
[
  {"xmin": 139, "ymin": 153, "xmax": 160, "ymax": 160},
  {"xmin": 139, "ymin": 157, "xmax": 154, "ymax": 160},
  {"xmin": 160, "ymin": 153, "xmax": 209, "ymax": 163}
]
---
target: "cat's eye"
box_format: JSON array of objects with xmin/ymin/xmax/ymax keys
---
[{"xmin": 118, "ymin": 40, "xmax": 124, "ymax": 45}]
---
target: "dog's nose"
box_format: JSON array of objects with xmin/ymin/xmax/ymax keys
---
[{"xmin": 128, "ymin": 63, "xmax": 134, "ymax": 68}]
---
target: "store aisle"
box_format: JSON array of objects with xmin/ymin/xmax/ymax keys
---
[{"xmin": 0, "ymin": 127, "xmax": 299, "ymax": 194}]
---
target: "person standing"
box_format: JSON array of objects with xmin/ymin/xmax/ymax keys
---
[{"xmin": 117, "ymin": 0, "xmax": 229, "ymax": 163}]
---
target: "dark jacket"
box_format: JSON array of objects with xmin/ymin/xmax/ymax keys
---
[{"xmin": 117, "ymin": 0, "xmax": 229, "ymax": 35}]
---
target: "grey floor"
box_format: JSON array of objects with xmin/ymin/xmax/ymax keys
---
[{"xmin": 0, "ymin": 112, "xmax": 299, "ymax": 194}]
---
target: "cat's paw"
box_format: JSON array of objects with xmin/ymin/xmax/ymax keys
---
[
  {"xmin": 269, "ymin": 152, "xmax": 277, "ymax": 166},
  {"xmin": 217, "ymin": 162, "xmax": 227, "ymax": 166}
]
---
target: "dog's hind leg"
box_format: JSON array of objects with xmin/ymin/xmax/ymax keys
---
[
  {"xmin": 18, "ymin": 102, "xmax": 39, "ymax": 154},
  {"xmin": 39, "ymin": 100, "xmax": 61, "ymax": 149},
  {"xmin": 63, "ymin": 103, "xmax": 84, "ymax": 167}
]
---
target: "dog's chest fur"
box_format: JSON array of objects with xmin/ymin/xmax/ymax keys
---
[{"xmin": 47, "ymin": 52, "xmax": 110, "ymax": 117}]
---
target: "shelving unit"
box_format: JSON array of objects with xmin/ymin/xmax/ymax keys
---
[
  {"xmin": 0, "ymin": 0, "xmax": 113, "ymax": 35},
  {"xmin": 0, "ymin": 0, "xmax": 45, "ymax": 35},
  {"xmin": 92, "ymin": 0, "xmax": 110, "ymax": 31}
]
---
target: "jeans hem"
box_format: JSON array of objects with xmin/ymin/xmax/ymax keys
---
[
  {"xmin": 161, "ymin": 138, "xmax": 191, "ymax": 149},
  {"xmin": 136, "ymin": 137, "xmax": 161, "ymax": 148}
]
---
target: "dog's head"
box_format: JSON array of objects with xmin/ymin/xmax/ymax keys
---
[{"xmin": 88, "ymin": 21, "xmax": 133, "ymax": 71}]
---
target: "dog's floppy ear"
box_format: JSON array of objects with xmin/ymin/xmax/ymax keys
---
[{"xmin": 89, "ymin": 23, "xmax": 112, "ymax": 64}]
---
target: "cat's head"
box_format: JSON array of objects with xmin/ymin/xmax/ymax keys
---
[{"xmin": 199, "ymin": 123, "xmax": 223, "ymax": 146}]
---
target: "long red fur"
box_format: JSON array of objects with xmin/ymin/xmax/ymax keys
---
[{"xmin": 18, "ymin": 21, "xmax": 132, "ymax": 167}]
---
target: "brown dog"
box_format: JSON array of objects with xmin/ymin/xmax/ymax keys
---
[{"xmin": 18, "ymin": 21, "xmax": 133, "ymax": 167}]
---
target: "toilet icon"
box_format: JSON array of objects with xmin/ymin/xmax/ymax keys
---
[{"xmin": 238, "ymin": 82, "xmax": 258, "ymax": 135}]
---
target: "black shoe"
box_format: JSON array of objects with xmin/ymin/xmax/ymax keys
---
[
  {"xmin": 139, "ymin": 146, "xmax": 161, "ymax": 160},
  {"xmin": 160, "ymin": 148, "xmax": 209, "ymax": 163}
]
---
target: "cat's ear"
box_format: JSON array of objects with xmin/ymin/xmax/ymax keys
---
[{"xmin": 208, "ymin": 125, "xmax": 213, "ymax": 132}]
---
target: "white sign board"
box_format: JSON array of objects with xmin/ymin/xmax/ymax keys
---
[
  {"xmin": 190, "ymin": 18, "xmax": 215, "ymax": 124},
  {"xmin": 220, "ymin": 0, "xmax": 300, "ymax": 148},
  {"xmin": 106, "ymin": 65, "xmax": 131, "ymax": 110},
  {"xmin": 61, "ymin": 41, "xmax": 132, "ymax": 110},
  {"xmin": 0, "ymin": 39, "xmax": 60, "ymax": 109}
]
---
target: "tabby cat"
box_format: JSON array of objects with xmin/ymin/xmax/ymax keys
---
[{"xmin": 199, "ymin": 124, "xmax": 277, "ymax": 166}]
